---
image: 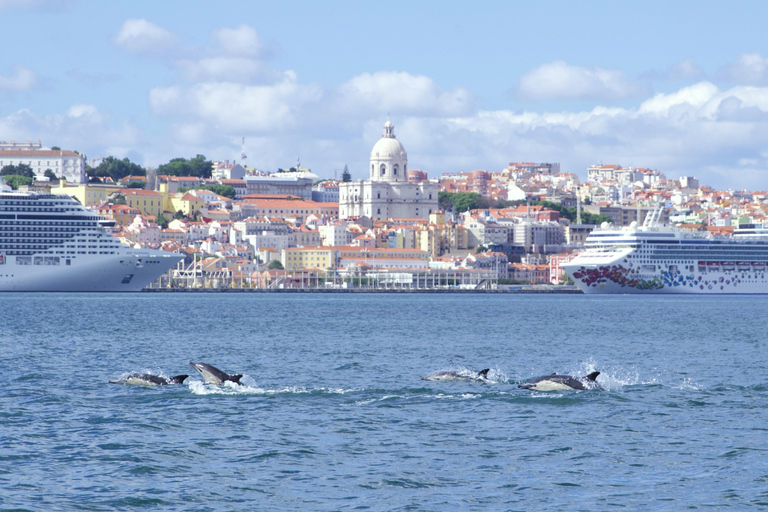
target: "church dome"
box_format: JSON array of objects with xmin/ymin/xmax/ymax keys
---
[
  {"xmin": 370, "ymin": 118, "xmax": 406, "ymax": 160},
  {"xmin": 371, "ymin": 136, "xmax": 406, "ymax": 160}
]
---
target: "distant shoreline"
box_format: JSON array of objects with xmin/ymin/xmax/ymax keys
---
[{"xmin": 142, "ymin": 286, "xmax": 582, "ymax": 294}]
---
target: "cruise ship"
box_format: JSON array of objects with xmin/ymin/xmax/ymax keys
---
[
  {"xmin": 562, "ymin": 208, "xmax": 768, "ymax": 294},
  {"xmin": 0, "ymin": 192, "xmax": 184, "ymax": 291}
]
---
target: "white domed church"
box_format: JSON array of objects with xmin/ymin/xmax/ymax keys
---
[{"xmin": 339, "ymin": 119, "xmax": 438, "ymax": 220}]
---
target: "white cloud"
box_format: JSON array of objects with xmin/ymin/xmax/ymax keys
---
[
  {"xmin": 0, "ymin": 65, "xmax": 36, "ymax": 92},
  {"xmin": 67, "ymin": 104, "xmax": 104, "ymax": 124},
  {"xmin": 211, "ymin": 25, "xmax": 267, "ymax": 57},
  {"xmin": 726, "ymin": 53, "xmax": 768, "ymax": 85},
  {"xmin": 638, "ymin": 82, "xmax": 719, "ymax": 116},
  {"xmin": 177, "ymin": 57, "xmax": 286, "ymax": 84},
  {"xmin": 149, "ymin": 72, "xmax": 322, "ymax": 132},
  {"xmin": 519, "ymin": 61, "xmax": 646, "ymax": 101},
  {"xmin": 0, "ymin": 106, "xmax": 142, "ymax": 162},
  {"xmin": 335, "ymin": 71, "xmax": 474, "ymax": 117},
  {"xmin": 112, "ymin": 19, "xmax": 180, "ymax": 57}
]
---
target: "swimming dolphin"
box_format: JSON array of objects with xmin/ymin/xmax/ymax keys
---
[
  {"xmin": 189, "ymin": 362, "xmax": 244, "ymax": 385},
  {"xmin": 109, "ymin": 373, "xmax": 189, "ymax": 386},
  {"xmin": 518, "ymin": 371, "xmax": 602, "ymax": 391},
  {"xmin": 422, "ymin": 368, "xmax": 490, "ymax": 382}
]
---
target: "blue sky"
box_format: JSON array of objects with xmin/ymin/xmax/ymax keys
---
[{"xmin": 2, "ymin": 0, "xmax": 768, "ymax": 190}]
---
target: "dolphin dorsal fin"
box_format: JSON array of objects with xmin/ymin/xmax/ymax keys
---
[
  {"xmin": 478, "ymin": 369, "xmax": 490, "ymax": 378},
  {"xmin": 229, "ymin": 374, "xmax": 244, "ymax": 385},
  {"xmin": 169, "ymin": 375, "xmax": 189, "ymax": 384},
  {"xmin": 585, "ymin": 371, "xmax": 600, "ymax": 381}
]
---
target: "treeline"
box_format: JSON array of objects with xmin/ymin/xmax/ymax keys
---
[
  {"xmin": 87, "ymin": 154, "xmax": 212, "ymax": 182},
  {"xmin": 178, "ymin": 184, "xmax": 236, "ymax": 199},
  {"xmin": 1, "ymin": 163, "xmax": 62, "ymax": 189},
  {"xmin": 438, "ymin": 191, "xmax": 500, "ymax": 212},
  {"xmin": 437, "ymin": 193, "xmax": 613, "ymax": 224}
]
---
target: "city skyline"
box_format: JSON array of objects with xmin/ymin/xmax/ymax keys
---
[{"xmin": 2, "ymin": 0, "xmax": 768, "ymax": 189}]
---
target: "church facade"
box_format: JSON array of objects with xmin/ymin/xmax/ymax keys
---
[{"xmin": 339, "ymin": 119, "xmax": 438, "ymax": 221}]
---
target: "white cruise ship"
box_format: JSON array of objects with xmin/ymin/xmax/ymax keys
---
[
  {"xmin": 562, "ymin": 208, "xmax": 768, "ymax": 294},
  {"xmin": 0, "ymin": 192, "xmax": 184, "ymax": 291}
]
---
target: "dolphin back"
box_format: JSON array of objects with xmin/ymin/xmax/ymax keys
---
[
  {"xmin": 168, "ymin": 374, "xmax": 189, "ymax": 384},
  {"xmin": 228, "ymin": 374, "xmax": 243, "ymax": 385}
]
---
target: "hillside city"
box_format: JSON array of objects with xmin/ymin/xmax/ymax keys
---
[{"xmin": 0, "ymin": 126, "xmax": 761, "ymax": 290}]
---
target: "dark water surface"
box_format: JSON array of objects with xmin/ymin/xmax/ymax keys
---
[{"xmin": 2, "ymin": 293, "xmax": 767, "ymax": 511}]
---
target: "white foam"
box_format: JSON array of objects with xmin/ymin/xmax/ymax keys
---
[{"xmin": 186, "ymin": 380, "xmax": 359, "ymax": 396}]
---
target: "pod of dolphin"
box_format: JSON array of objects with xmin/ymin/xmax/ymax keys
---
[{"xmin": 111, "ymin": 362, "xmax": 604, "ymax": 391}]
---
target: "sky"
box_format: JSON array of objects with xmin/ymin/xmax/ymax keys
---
[{"xmin": 2, "ymin": 0, "xmax": 768, "ymax": 190}]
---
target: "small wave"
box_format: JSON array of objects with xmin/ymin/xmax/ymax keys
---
[
  {"xmin": 187, "ymin": 380, "xmax": 359, "ymax": 396},
  {"xmin": 674, "ymin": 377, "xmax": 703, "ymax": 391}
]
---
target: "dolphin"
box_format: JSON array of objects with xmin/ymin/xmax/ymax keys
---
[
  {"xmin": 189, "ymin": 362, "xmax": 244, "ymax": 385},
  {"xmin": 109, "ymin": 373, "xmax": 189, "ymax": 386},
  {"xmin": 518, "ymin": 371, "xmax": 602, "ymax": 391},
  {"xmin": 422, "ymin": 368, "xmax": 490, "ymax": 382}
]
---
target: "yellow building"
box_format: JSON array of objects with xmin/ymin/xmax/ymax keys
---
[
  {"xmin": 429, "ymin": 210, "xmax": 446, "ymax": 225},
  {"xmin": 414, "ymin": 226, "xmax": 439, "ymax": 258},
  {"xmin": 282, "ymin": 246, "xmax": 429, "ymax": 270},
  {"xmin": 50, "ymin": 179, "xmax": 122, "ymax": 206},
  {"xmin": 50, "ymin": 179, "xmax": 204, "ymax": 220},
  {"xmin": 282, "ymin": 247, "xmax": 334, "ymax": 270},
  {"xmin": 168, "ymin": 192, "xmax": 205, "ymax": 218},
  {"xmin": 121, "ymin": 189, "xmax": 165, "ymax": 217}
]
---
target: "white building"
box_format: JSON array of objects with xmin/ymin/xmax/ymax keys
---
[
  {"xmin": 312, "ymin": 180, "xmax": 340, "ymax": 202},
  {"xmin": 339, "ymin": 119, "xmax": 438, "ymax": 221},
  {"xmin": 0, "ymin": 141, "xmax": 87, "ymax": 183},
  {"xmin": 244, "ymin": 174, "xmax": 314, "ymax": 199}
]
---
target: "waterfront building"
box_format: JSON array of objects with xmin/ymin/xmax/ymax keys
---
[{"xmin": 281, "ymin": 245, "xmax": 429, "ymax": 271}]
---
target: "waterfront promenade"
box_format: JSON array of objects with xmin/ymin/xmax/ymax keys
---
[{"xmin": 143, "ymin": 285, "xmax": 581, "ymax": 294}]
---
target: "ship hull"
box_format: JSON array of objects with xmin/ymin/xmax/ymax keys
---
[
  {"xmin": 563, "ymin": 260, "xmax": 768, "ymax": 294},
  {"xmin": 0, "ymin": 250, "xmax": 183, "ymax": 292}
]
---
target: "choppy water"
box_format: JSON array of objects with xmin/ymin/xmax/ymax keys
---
[{"xmin": 2, "ymin": 293, "xmax": 768, "ymax": 511}]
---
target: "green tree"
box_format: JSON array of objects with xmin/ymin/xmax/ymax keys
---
[
  {"xmin": 452, "ymin": 192, "xmax": 482, "ymax": 212},
  {"xmin": 110, "ymin": 192, "xmax": 127, "ymax": 205},
  {"xmin": 2, "ymin": 175, "xmax": 33, "ymax": 189},
  {"xmin": 88, "ymin": 156, "xmax": 146, "ymax": 182},
  {"xmin": 1, "ymin": 164, "xmax": 35, "ymax": 179},
  {"xmin": 267, "ymin": 260, "xmax": 284, "ymax": 270},
  {"xmin": 51, "ymin": 146, "xmax": 61, "ymax": 150},
  {"xmin": 126, "ymin": 181, "xmax": 146, "ymax": 189},
  {"xmin": 44, "ymin": 169, "xmax": 58, "ymax": 181},
  {"xmin": 155, "ymin": 214, "xmax": 169, "ymax": 229},
  {"xmin": 156, "ymin": 154, "xmax": 212, "ymax": 178},
  {"xmin": 341, "ymin": 165, "xmax": 351, "ymax": 182},
  {"xmin": 178, "ymin": 184, "xmax": 236, "ymax": 199}
]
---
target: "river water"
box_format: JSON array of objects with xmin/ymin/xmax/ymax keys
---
[{"xmin": 2, "ymin": 293, "xmax": 767, "ymax": 511}]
